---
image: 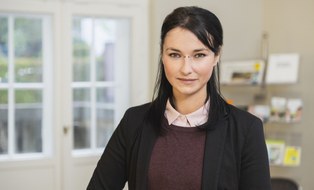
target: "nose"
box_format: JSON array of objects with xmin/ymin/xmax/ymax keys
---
[
  {"xmin": 181, "ymin": 55, "xmax": 193, "ymax": 74},
  {"xmin": 183, "ymin": 55, "xmax": 193, "ymax": 63}
]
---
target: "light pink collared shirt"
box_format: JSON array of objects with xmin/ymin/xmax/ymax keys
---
[{"xmin": 165, "ymin": 99, "xmax": 209, "ymax": 127}]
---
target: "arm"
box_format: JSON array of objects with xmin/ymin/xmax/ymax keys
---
[
  {"xmin": 239, "ymin": 118, "xmax": 271, "ymax": 190},
  {"xmin": 87, "ymin": 111, "xmax": 129, "ymax": 190}
]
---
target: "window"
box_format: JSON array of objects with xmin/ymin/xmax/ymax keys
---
[
  {"xmin": 72, "ymin": 16, "xmax": 130, "ymax": 153},
  {"xmin": 0, "ymin": 14, "xmax": 52, "ymax": 158}
]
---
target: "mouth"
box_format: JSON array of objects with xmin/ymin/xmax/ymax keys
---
[
  {"xmin": 178, "ymin": 77, "xmax": 196, "ymax": 81},
  {"xmin": 177, "ymin": 78, "xmax": 197, "ymax": 83}
]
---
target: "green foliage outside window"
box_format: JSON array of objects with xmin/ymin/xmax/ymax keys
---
[
  {"xmin": 15, "ymin": 90, "xmax": 42, "ymax": 104},
  {"xmin": 0, "ymin": 90, "xmax": 8, "ymax": 104},
  {"xmin": 72, "ymin": 18, "xmax": 91, "ymax": 81},
  {"xmin": 0, "ymin": 16, "xmax": 43, "ymax": 103}
]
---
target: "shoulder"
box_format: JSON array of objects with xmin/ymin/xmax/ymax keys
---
[
  {"xmin": 225, "ymin": 104, "xmax": 264, "ymax": 136},
  {"xmin": 223, "ymin": 104, "xmax": 266, "ymax": 155},
  {"xmin": 123, "ymin": 102, "xmax": 151, "ymax": 121},
  {"xmin": 118, "ymin": 102, "xmax": 151, "ymax": 131},
  {"xmin": 111, "ymin": 102, "xmax": 152, "ymax": 146},
  {"xmin": 227, "ymin": 104, "xmax": 262, "ymax": 124},
  {"xmin": 125, "ymin": 102, "xmax": 151, "ymax": 114}
]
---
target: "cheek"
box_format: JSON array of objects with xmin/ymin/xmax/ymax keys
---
[
  {"xmin": 199, "ymin": 58, "xmax": 217, "ymax": 79},
  {"xmin": 196, "ymin": 65, "xmax": 214, "ymax": 80},
  {"xmin": 163, "ymin": 60, "xmax": 176, "ymax": 77}
]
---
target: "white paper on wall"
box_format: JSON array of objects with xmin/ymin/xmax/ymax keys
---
[{"xmin": 266, "ymin": 53, "xmax": 300, "ymax": 84}]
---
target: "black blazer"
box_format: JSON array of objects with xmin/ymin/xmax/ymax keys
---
[{"xmin": 87, "ymin": 103, "xmax": 271, "ymax": 190}]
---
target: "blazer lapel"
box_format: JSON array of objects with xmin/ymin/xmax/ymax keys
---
[
  {"xmin": 135, "ymin": 122, "xmax": 158, "ymax": 190},
  {"xmin": 202, "ymin": 119, "xmax": 228, "ymax": 189}
]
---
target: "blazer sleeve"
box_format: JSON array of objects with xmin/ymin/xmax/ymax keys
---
[
  {"xmin": 87, "ymin": 110, "xmax": 129, "ymax": 190},
  {"xmin": 239, "ymin": 118, "xmax": 271, "ymax": 190}
]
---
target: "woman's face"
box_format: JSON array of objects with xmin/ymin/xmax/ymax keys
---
[{"xmin": 162, "ymin": 27, "xmax": 220, "ymax": 101}]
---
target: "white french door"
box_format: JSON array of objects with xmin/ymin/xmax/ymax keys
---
[
  {"xmin": 61, "ymin": 2, "xmax": 149, "ymax": 190},
  {"xmin": 0, "ymin": 1, "xmax": 149, "ymax": 190}
]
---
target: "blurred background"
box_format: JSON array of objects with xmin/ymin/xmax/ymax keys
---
[{"xmin": 0, "ymin": 0, "xmax": 313, "ymax": 189}]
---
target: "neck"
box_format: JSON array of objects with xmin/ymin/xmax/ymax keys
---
[{"xmin": 172, "ymin": 94, "xmax": 207, "ymax": 115}]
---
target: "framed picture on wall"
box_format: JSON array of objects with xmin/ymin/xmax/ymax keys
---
[{"xmin": 220, "ymin": 60, "xmax": 265, "ymax": 85}]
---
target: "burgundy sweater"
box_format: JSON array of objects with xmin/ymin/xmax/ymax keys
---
[{"xmin": 148, "ymin": 121, "xmax": 206, "ymax": 190}]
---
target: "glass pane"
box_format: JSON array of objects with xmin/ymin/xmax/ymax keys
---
[
  {"xmin": 0, "ymin": 16, "xmax": 8, "ymax": 83},
  {"xmin": 95, "ymin": 20, "xmax": 116, "ymax": 81},
  {"xmin": 97, "ymin": 87, "xmax": 114, "ymax": 103},
  {"xmin": 72, "ymin": 17, "xmax": 91, "ymax": 82},
  {"xmin": 96, "ymin": 109, "xmax": 114, "ymax": 148},
  {"xmin": 0, "ymin": 90, "xmax": 8, "ymax": 154},
  {"xmin": 73, "ymin": 88, "xmax": 91, "ymax": 149},
  {"xmin": 14, "ymin": 17, "xmax": 43, "ymax": 83},
  {"xmin": 15, "ymin": 89, "xmax": 42, "ymax": 153},
  {"xmin": 96, "ymin": 88, "xmax": 114, "ymax": 147},
  {"xmin": 72, "ymin": 17, "xmax": 130, "ymax": 152}
]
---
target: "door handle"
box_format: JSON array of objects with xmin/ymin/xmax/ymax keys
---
[{"xmin": 63, "ymin": 125, "xmax": 70, "ymax": 135}]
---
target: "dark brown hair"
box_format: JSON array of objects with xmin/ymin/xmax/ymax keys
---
[{"xmin": 148, "ymin": 6, "xmax": 227, "ymax": 132}]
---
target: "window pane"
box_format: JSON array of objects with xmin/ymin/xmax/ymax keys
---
[
  {"xmin": 14, "ymin": 17, "xmax": 43, "ymax": 83},
  {"xmin": 96, "ymin": 109, "xmax": 114, "ymax": 148},
  {"xmin": 97, "ymin": 87, "xmax": 114, "ymax": 103},
  {"xmin": 73, "ymin": 88, "xmax": 91, "ymax": 149},
  {"xmin": 96, "ymin": 88, "xmax": 114, "ymax": 147},
  {"xmin": 15, "ymin": 89, "xmax": 42, "ymax": 153},
  {"xmin": 95, "ymin": 20, "xmax": 116, "ymax": 81},
  {"xmin": 0, "ymin": 16, "xmax": 8, "ymax": 83},
  {"xmin": 0, "ymin": 90, "xmax": 8, "ymax": 154},
  {"xmin": 72, "ymin": 16, "xmax": 130, "ymax": 152},
  {"xmin": 72, "ymin": 18, "xmax": 91, "ymax": 82}
]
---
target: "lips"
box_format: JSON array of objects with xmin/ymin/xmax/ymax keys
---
[
  {"xmin": 178, "ymin": 77, "xmax": 196, "ymax": 81},
  {"xmin": 177, "ymin": 78, "xmax": 197, "ymax": 84}
]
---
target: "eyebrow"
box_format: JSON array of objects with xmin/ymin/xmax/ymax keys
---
[{"xmin": 165, "ymin": 47, "xmax": 210, "ymax": 53}]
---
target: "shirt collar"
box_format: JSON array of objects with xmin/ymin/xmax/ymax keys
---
[{"xmin": 165, "ymin": 99, "xmax": 209, "ymax": 127}]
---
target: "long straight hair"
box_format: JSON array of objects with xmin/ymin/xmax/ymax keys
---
[{"xmin": 147, "ymin": 6, "xmax": 227, "ymax": 133}]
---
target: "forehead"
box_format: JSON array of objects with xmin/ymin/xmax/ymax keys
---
[{"xmin": 163, "ymin": 27, "xmax": 207, "ymax": 51}]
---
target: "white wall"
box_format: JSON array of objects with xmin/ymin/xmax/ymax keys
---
[{"xmin": 263, "ymin": 0, "xmax": 314, "ymax": 189}]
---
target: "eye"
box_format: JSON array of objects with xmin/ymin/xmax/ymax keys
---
[
  {"xmin": 168, "ymin": 53, "xmax": 181, "ymax": 59},
  {"xmin": 194, "ymin": 53, "xmax": 207, "ymax": 59}
]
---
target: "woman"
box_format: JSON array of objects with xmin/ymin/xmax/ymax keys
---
[{"xmin": 87, "ymin": 6, "xmax": 271, "ymax": 190}]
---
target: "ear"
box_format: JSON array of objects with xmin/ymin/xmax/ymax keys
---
[
  {"xmin": 213, "ymin": 46, "xmax": 222, "ymax": 66},
  {"xmin": 213, "ymin": 54, "xmax": 220, "ymax": 66}
]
